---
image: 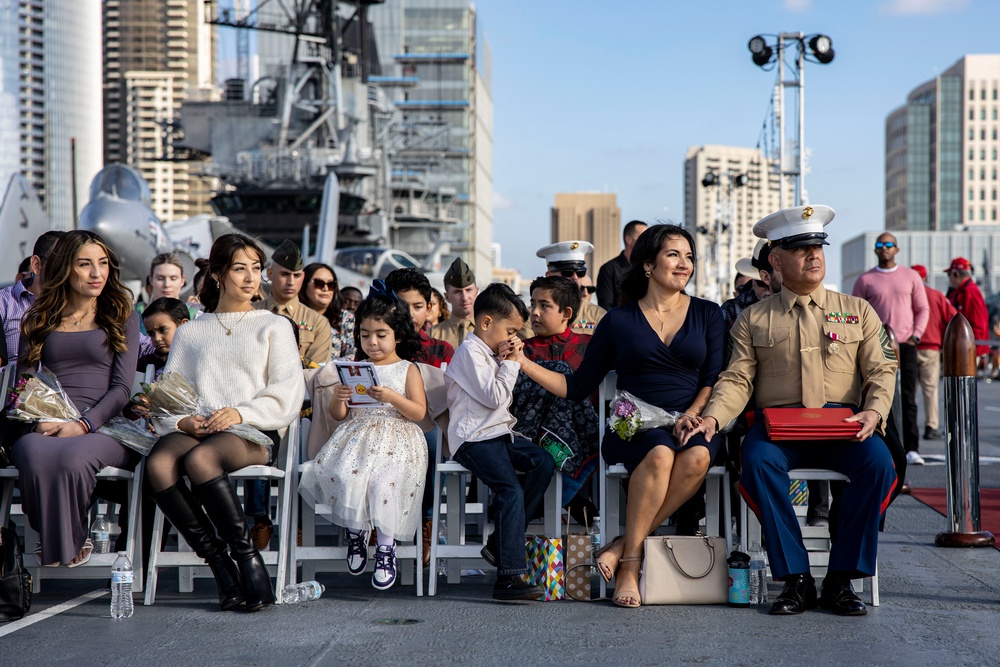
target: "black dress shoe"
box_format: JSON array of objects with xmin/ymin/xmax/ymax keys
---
[
  {"xmin": 820, "ymin": 576, "xmax": 867, "ymax": 616},
  {"xmin": 492, "ymin": 575, "xmax": 543, "ymax": 601},
  {"xmin": 923, "ymin": 427, "xmax": 945, "ymax": 440},
  {"xmin": 769, "ymin": 573, "xmax": 817, "ymax": 615}
]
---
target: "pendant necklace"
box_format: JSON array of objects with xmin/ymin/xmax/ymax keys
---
[
  {"xmin": 216, "ymin": 309, "xmax": 251, "ymax": 336},
  {"xmin": 641, "ymin": 297, "xmax": 681, "ymax": 332}
]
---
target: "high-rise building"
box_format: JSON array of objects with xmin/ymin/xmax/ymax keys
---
[
  {"xmin": 549, "ymin": 193, "xmax": 621, "ymax": 278},
  {"xmin": 370, "ymin": 0, "xmax": 494, "ymax": 279},
  {"xmin": 684, "ymin": 145, "xmax": 788, "ymax": 303},
  {"xmin": 886, "ymin": 54, "xmax": 1000, "ymax": 232},
  {"xmin": 103, "ymin": 0, "xmax": 218, "ymax": 221},
  {"xmin": 0, "ymin": 0, "xmax": 102, "ymax": 229}
]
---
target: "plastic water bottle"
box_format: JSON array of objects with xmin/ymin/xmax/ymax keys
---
[
  {"xmin": 110, "ymin": 552, "xmax": 134, "ymax": 619},
  {"xmin": 282, "ymin": 581, "xmax": 324, "ymax": 604},
  {"xmin": 436, "ymin": 519, "xmax": 447, "ymax": 577},
  {"xmin": 749, "ymin": 542, "xmax": 768, "ymax": 605},
  {"xmin": 90, "ymin": 516, "xmax": 110, "ymax": 554}
]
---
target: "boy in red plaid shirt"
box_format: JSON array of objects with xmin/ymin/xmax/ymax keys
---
[{"xmin": 522, "ymin": 276, "xmax": 591, "ymax": 370}]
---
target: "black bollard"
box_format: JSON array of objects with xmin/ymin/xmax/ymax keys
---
[{"xmin": 935, "ymin": 314, "xmax": 995, "ymax": 547}]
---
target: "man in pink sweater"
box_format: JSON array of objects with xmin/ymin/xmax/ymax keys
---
[{"xmin": 852, "ymin": 233, "xmax": 929, "ymax": 464}]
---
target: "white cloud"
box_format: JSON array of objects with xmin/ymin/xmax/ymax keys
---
[
  {"xmin": 881, "ymin": 0, "xmax": 970, "ymax": 15},
  {"xmin": 784, "ymin": 0, "xmax": 812, "ymax": 12},
  {"xmin": 494, "ymin": 191, "xmax": 514, "ymax": 211}
]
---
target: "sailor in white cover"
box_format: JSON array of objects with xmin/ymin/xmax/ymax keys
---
[{"xmin": 299, "ymin": 281, "xmax": 428, "ymax": 590}]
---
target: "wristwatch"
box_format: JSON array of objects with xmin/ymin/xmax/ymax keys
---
[{"xmin": 910, "ymin": 335, "xmax": 920, "ymax": 344}]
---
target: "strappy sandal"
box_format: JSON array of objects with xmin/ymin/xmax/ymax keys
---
[
  {"xmin": 612, "ymin": 557, "xmax": 642, "ymax": 608},
  {"xmin": 31, "ymin": 542, "xmax": 59, "ymax": 567},
  {"xmin": 594, "ymin": 535, "xmax": 625, "ymax": 583},
  {"xmin": 67, "ymin": 538, "xmax": 94, "ymax": 568}
]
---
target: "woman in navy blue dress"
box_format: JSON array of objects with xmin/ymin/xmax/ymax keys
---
[{"xmin": 517, "ymin": 224, "xmax": 725, "ymax": 607}]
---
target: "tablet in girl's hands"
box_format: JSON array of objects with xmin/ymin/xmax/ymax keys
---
[{"xmin": 334, "ymin": 361, "xmax": 385, "ymax": 408}]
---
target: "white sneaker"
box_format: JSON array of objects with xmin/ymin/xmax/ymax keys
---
[{"xmin": 906, "ymin": 451, "xmax": 925, "ymax": 465}]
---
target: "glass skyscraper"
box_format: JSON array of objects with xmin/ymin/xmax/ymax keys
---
[
  {"xmin": 0, "ymin": 0, "xmax": 103, "ymax": 229},
  {"xmin": 886, "ymin": 54, "xmax": 1000, "ymax": 232}
]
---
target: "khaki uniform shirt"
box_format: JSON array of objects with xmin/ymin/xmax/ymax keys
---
[
  {"xmin": 571, "ymin": 300, "xmax": 606, "ymax": 336},
  {"xmin": 256, "ymin": 295, "xmax": 333, "ymax": 365},
  {"xmin": 703, "ymin": 284, "xmax": 897, "ymax": 432},
  {"xmin": 431, "ymin": 314, "xmax": 475, "ymax": 351}
]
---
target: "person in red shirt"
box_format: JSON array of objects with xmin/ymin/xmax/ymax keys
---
[
  {"xmin": 385, "ymin": 268, "xmax": 454, "ymax": 368},
  {"xmin": 523, "ymin": 276, "xmax": 591, "ymax": 370},
  {"xmin": 944, "ymin": 257, "xmax": 989, "ymax": 358},
  {"xmin": 911, "ymin": 265, "xmax": 958, "ymax": 441}
]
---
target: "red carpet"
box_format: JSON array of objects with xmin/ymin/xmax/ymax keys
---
[{"xmin": 909, "ymin": 487, "xmax": 1000, "ymax": 549}]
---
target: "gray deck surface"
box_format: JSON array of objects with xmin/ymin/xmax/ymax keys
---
[{"xmin": 3, "ymin": 381, "xmax": 1000, "ymax": 666}]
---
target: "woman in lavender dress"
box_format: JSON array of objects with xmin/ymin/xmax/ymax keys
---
[{"xmin": 12, "ymin": 230, "xmax": 139, "ymax": 567}]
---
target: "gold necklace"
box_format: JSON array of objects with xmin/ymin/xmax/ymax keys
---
[
  {"xmin": 641, "ymin": 296, "xmax": 683, "ymax": 332},
  {"xmin": 215, "ymin": 309, "xmax": 251, "ymax": 336},
  {"xmin": 63, "ymin": 308, "xmax": 95, "ymax": 326}
]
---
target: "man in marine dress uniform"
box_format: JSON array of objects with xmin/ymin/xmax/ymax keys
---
[
  {"xmin": 430, "ymin": 257, "xmax": 479, "ymax": 350},
  {"xmin": 256, "ymin": 239, "xmax": 332, "ymax": 366},
  {"xmin": 684, "ymin": 205, "xmax": 902, "ymax": 617},
  {"xmin": 536, "ymin": 241, "xmax": 606, "ymax": 336}
]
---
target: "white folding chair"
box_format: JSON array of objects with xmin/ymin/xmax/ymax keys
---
[
  {"xmin": 290, "ymin": 418, "xmax": 425, "ymax": 595},
  {"xmin": 740, "ymin": 468, "xmax": 878, "ymax": 606},
  {"xmin": 144, "ymin": 419, "xmax": 299, "ymax": 605},
  {"xmin": 596, "ymin": 370, "xmax": 733, "ymax": 598},
  {"xmin": 8, "ymin": 464, "xmax": 145, "ymax": 594},
  {"xmin": 427, "ymin": 430, "xmax": 562, "ymax": 597},
  {"xmin": 1, "ymin": 364, "xmax": 150, "ymax": 592}
]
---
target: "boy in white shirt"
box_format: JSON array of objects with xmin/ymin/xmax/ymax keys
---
[{"xmin": 444, "ymin": 283, "xmax": 555, "ymax": 601}]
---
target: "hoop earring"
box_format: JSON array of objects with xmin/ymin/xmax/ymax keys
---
[{"xmin": 644, "ymin": 270, "xmax": 651, "ymax": 278}]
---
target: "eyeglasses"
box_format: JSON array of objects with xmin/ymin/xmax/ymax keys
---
[
  {"xmin": 310, "ymin": 278, "xmax": 337, "ymax": 291},
  {"xmin": 559, "ymin": 269, "xmax": 587, "ymax": 278},
  {"xmin": 579, "ymin": 285, "xmax": 597, "ymax": 294},
  {"xmin": 753, "ymin": 280, "xmax": 768, "ymax": 289},
  {"xmin": 874, "ymin": 242, "xmax": 896, "ymax": 249}
]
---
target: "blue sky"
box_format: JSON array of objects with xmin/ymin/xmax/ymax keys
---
[{"xmin": 469, "ymin": 0, "xmax": 1000, "ymax": 287}]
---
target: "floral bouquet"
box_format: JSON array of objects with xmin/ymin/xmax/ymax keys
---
[
  {"xmin": 607, "ymin": 390, "xmax": 683, "ymax": 442},
  {"xmin": 142, "ymin": 371, "xmax": 272, "ymax": 447},
  {"xmin": 6, "ymin": 366, "xmax": 80, "ymax": 423}
]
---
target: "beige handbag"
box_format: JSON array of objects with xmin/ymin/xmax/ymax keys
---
[{"xmin": 638, "ymin": 534, "xmax": 729, "ymax": 605}]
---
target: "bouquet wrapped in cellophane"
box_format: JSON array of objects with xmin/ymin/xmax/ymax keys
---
[
  {"xmin": 6, "ymin": 366, "xmax": 80, "ymax": 423},
  {"xmin": 99, "ymin": 415, "xmax": 158, "ymax": 456},
  {"xmin": 143, "ymin": 371, "xmax": 271, "ymax": 447},
  {"xmin": 607, "ymin": 390, "xmax": 682, "ymax": 442}
]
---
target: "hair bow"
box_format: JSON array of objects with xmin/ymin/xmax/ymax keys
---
[{"xmin": 368, "ymin": 279, "xmax": 397, "ymax": 300}]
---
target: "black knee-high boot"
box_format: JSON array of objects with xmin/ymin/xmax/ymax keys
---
[
  {"xmin": 151, "ymin": 484, "xmax": 244, "ymax": 611},
  {"xmin": 193, "ymin": 474, "xmax": 275, "ymax": 612}
]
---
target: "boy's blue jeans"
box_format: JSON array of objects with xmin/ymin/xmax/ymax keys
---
[{"xmin": 453, "ymin": 434, "xmax": 555, "ymax": 575}]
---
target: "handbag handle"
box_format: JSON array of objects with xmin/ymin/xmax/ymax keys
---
[{"xmin": 662, "ymin": 535, "xmax": 717, "ymax": 580}]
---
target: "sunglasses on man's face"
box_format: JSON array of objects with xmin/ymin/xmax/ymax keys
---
[
  {"xmin": 580, "ymin": 285, "xmax": 597, "ymax": 294},
  {"xmin": 874, "ymin": 242, "xmax": 896, "ymax": 249},
  {"xmin": 311, "ymin": 278, "xmax": 337, "ymax": 291},
  {"xmin": 753, "ymin": 280, "xmax": 768, "ymax": 289},
  {"xmin": 560, "ymin": 269, "xmax": 587, "ymax": 278}
]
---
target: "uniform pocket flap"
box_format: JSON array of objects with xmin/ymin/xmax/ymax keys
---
[{"xmin": 752, "ymin": 326, "xmax": 791, "ymax": 348}]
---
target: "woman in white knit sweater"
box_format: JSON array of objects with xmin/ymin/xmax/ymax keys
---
[{"xmin": 145, "ymin": 234, "xmax": 304, "ymax": 612}]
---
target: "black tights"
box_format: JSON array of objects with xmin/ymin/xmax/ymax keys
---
[{"xmin": 146, "ymin": 432, "xmax": 268, "ymax": 492}]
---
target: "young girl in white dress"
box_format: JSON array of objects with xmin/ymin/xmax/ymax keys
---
[{"xmin": 299, "ymin": 283, "xmax": 428, "ymax": 590}]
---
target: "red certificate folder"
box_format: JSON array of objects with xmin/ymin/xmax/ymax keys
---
[{"xmin": 763, "ymin": 407, "xmax": 861, "ymax": 441}]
